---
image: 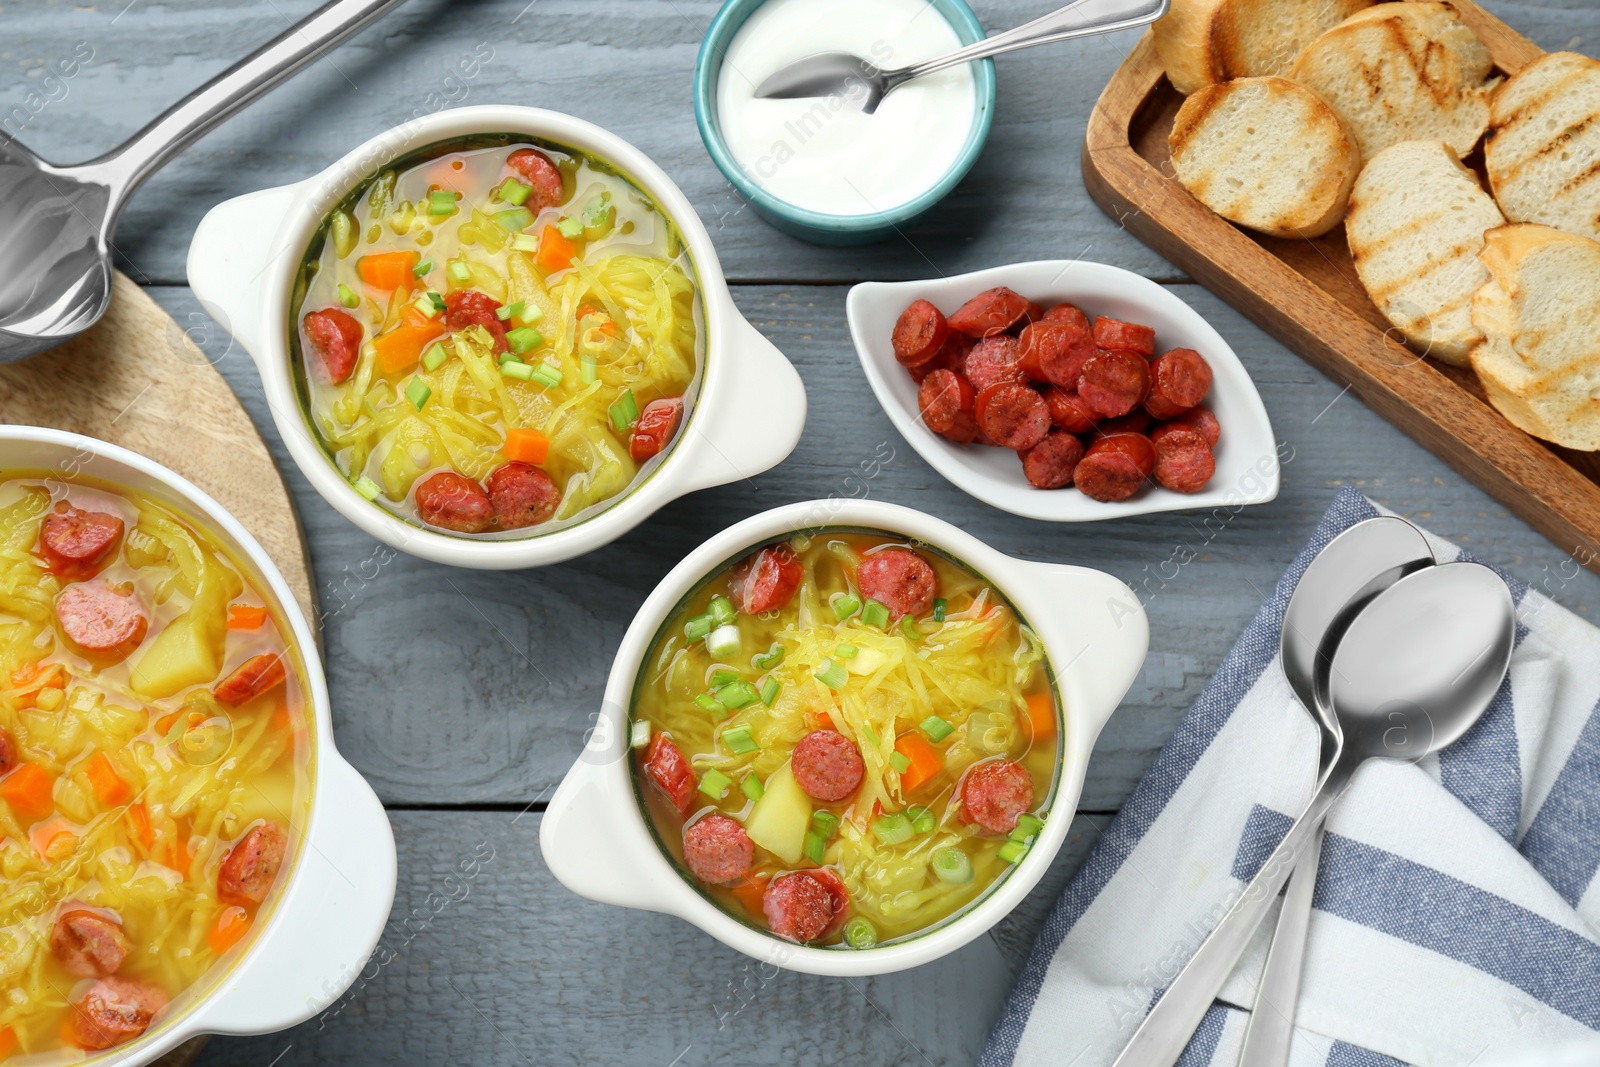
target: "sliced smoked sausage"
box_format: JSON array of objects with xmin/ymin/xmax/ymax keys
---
[
  {"xmin": 960, "ymin": 760, "xmax": 1035, "ymax": 835},
  {"xmin": 731, "ymin": 543, "xmax": 803, "ymax": 615},
  {"xmin": 1153, "ymin": 427, "xmax": 1216, "ymax": 494},
  {"xmin": 51, "ymin": 910, "xmax": 130, "ymax": 979},
  {"xmin": 218, "ymin": 822, "xmax": 289, "ymax": 907},
  {"xmin": 962, "ymin": 335, "xmax": 1025, "ymax": 393},
  {"xmin": 1021, "ymin": 432, "xmax": 1086, "ymax": 490},
  {"xmin": 1020, "ymin": 318, "xmax": 1097, "ymax": 388},
  {"xmin": 763, "ymin": 870, "xmax": 846, "ymax": 942},
  {"xmin": 1144, "ymin": 348, "xmax": 1213, "ymax": 420},
  {"xmin": 302, "ymin": 308, "xmax": 364, "ymax": 385},
  {"xmin": 1044, "ymin": 387, "xmax": 1100, "ymax": 434},
  {"xmin": 444, "ymin": 290, "xmax": 508, "ymax": 352},
  {"xmin": 1092, "ymin": 317, "xmax": 1156, "ymax": 358},
  {"xmin": 56, "ymin": 582, "xmax": 147, "ymax": 657},
  {"xmin": 72, "ymin": 977, "xmax": 168, "ymax": 1051},
  {"xmin": 857, "ymin": 547, "xmax": 937, "ymax": 619},
  {"xmin": 1157, "ymin": 405, "xmax": 1222, "ymax": 449},
  {"xmin": 910, "ymin": 332, "xmax": 973, "ymax": 384},
  {"xmin": 1043, "ymin": 303, "xmax": 1091, "ymax": 328},
  {"xmin": 976, "ymin": 382, "xmax": 1051, "ymax": 451},
  {"xmin": 683, "ymin": 813, "xmax": 754, "ymax": 884},
  {"xmin": 892, "ymin": 299, "xmax": 950, "ymax": 368},
  {"xmin": 1078, "ymin": 349, "xmax": 1151, "ymax": 418},
  {"xmin": 917, "ymin": 369, "xmax": 978, "ymax": 444},
  {"xmin": 1074, "ymin": 433, "xmax": 1157, "ymax": 503},
  {"xmin": 507, "ymin": 148, "xmax": 567, "ymax": 210},
  {"xmin": 487, "ymin": 462, "xmax": 561, "ymax": 529},
  {"xmin": 644, "ymin": 734, "xmax": 697, "ymax": 815},
  {"xmin": 947, "ymin": 287, "xmax": 1035, "ymax": 338},
  {"xmin": 214, "ymin": 654, "xmax": 286, "ymax": 707},
  {"xmin": 630, "ymin": 397, "xmax": 684, "ymax": 463},
  {"xmin": 1094, "ymin": 409, "xmax": 1152, "ymax": 438},
  {"xmin": 39, "ymin": 504, "xmax": 124, "ymax": 580},
  {"xmin": 414, "ymin": 472, "xmax": 494, "ymax": 533},
  {"xmin": 792, "ymin": 730, "xmax": 865, "ymax": 802}
]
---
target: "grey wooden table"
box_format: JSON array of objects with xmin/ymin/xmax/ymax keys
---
[{"xmin": 6, "ymin": 1, "xmax": 1599, "ymax": 1063}]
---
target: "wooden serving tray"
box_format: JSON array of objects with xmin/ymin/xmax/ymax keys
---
[{"xmin": 1079, "ymin": 4, "xmax": 1600, "ymax": 569}]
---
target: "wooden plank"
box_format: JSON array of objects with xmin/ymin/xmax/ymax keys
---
[
  {"xmin": 0, "ymin": 0, "xmax": 1582, "ymax": 288},
  {"xmin": 1082, "ymin": 9, "xmax": 1600, "ymax": 581},
  {"xmin": 144, "ymin": 283, "xmax": 1600, "ymax": 814},
  {"xmin": 191, "ymin": 810, "xmax": 1101, "ymax": 1067}
]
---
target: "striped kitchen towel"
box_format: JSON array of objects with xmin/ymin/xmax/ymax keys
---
[{"xmin": 983, "ymin": 487, "xmax": 1600, "ymax": 1067}]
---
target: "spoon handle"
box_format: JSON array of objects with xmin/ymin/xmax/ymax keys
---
[
  {"xmin": 891, "ymin": 0, "xmax": 1170, "ymax": 83},
  {"xmin": 1234, "ymin": 822, "xmax": 1324, "ymax": 1067},
  {"xmin": 74, "ymin": 0, "xmax": 407, "ymax": 212},
  {"xmin": 1108, "ymin": 761, "xmax": 1355, "ymax": 1067}
]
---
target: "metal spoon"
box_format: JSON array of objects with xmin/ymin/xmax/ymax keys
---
[
  {"xmin": 0, "ymin": 0, "xmax": 407, "ymax": 364},
  {"xmin": 753, "ymin": 0, "xmax": 1170, "ymax": 114},
  {"xmin": 1243, "ymin": 518, "xmax": 1436, "ymax": 1064},
  {"xmin": 1110, "ymin": 561, "xmax": 1516, "ymax": 1067}
]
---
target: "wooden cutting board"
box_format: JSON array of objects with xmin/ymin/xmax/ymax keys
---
[
  {"xmin": 0, "ymin": 271, "xmax": 317, "ymax": 628},
  {"xmin": 1079, "ymin": 4, "xmax": 1600, "ymax": 573}
]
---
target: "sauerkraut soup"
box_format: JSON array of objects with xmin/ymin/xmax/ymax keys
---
[
  {"xmin": 0, "ymin": 474, "xmax": 308, "ymax": 1058},
  {"xmin": 630, "ymin": 530, "xmax": 1059, "ymax": 948},
  {"xmin": 289, "ymin": 134, "xmax": 704, "ymax": 538}
]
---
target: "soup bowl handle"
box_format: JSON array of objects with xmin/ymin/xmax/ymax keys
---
[
  {"xmin": 188, "ymin": 181, "xmax": 304, "ymax": 366},
  {"xmin": 542, "ymin": 744, "xmax": 680, "ymax": 914},
  {"xmin": 676, "ymin": 313, "xmax": 808, "ymax": 496},
  {"xmin": 199, "ymin": 755, "xmax": 397, "ymax": 1036}
]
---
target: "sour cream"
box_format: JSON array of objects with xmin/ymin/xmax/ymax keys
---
[{"xmin": 715, "ymin": 0, "xmax": 979, "ymax": 217}]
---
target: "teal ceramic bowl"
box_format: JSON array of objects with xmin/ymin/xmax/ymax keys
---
[{"xmin": 694, "ymin": 0, "xmax": 997, "ymax": 246}]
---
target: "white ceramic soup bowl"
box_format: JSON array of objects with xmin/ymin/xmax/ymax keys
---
[
  {"xmin": 847, "ymin": 260, "xmax": 1281, "ymax": 522},
  {"xmin": 541, "ymin": 499, "xmax": 1147, "ymax": 976},
  {"xmin": 188, "ymin": 105, "xmax": 806, "ymax": 570},
  {"xmin": 0, "ymin": 427, "xmax": 395, "ymax": 1065}
]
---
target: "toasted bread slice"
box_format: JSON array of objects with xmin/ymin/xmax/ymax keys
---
[
  {"xmin": 1485, "ymin": 51, "xmax": 1600, "ymax": 241},
  {"xmin": 1290, "ymin": 3, "xmax": 1498, "ymax": 161},
  {"xmin": 1153, "ymin": 0, "xmax": 1373, "ymax": 97},
  {"xmin": 1347, "ymin": 141, "xmax": 1505, "ymax": 366},
  {"xmin": 1470, "ymin": 224, "xmax": 1600, "ymax": 451},
  {"xmin": 1170, "ymin": 76, "xmax": 1360, "ymax": 238}
]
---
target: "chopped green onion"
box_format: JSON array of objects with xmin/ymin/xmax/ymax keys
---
[
  {"xmin": 699, "ymin": 768, "xmax": 733, "ymax": 800},
  {"xmin": 530, "ymin": 362, "xmax": 563, "ymax": 389},
  {"xmin": 759, "ymin": 677, "xmax": 780, "ymax": 707},
  {"xmin": 753, "ymin": 643, "xmax": 785, "ymax": 670},
  {"xmin": 862, "ymin": 724, "xmax": 881, "ymax": 748},
  {"xmin": 684, "ymin": 614, "xmax": 713, "ymax": 642},
  {"xmin": 500, "ymin": 361, "xmax": 534, "ymax": 381},
  {"xmin": 506, "ymin": 327, "xmax": 544, "ymax": 354},
  {"xmin": 496, "ymin": 177, "xmax": 531, "ymax": 206},
  {"xmin": 722, "ymin": 724, "xmax": 759, "ymax": 754},
  {"xmin": 337, "ymin": 283, "xmax": 360, "ymax": 309},
  {"xmin": 629, "ymin": 720, "xmax": 651, "ymax": 749},
  {"xmin": 447, "ymin": 260, "xmax": 473, "ymax": 284},
  {"xmin": 498, "ymin": 351, "xmax": 524, "ymax": 366},
  {"xmin": 330, "ymin": 210, "xmax": 357, "ymax": 257},
  {"xmin": 888, "ymin": 751, "xmax": 911, "ymax": 774},
  {"xmin": 352, "ymin": 475, "xmax": 381, "ymax": 501},
  {"xmin": 412, "ymin": 291, "xmax": 442, "ymax": 318},
  {"xmin": 427, "ymin": 190, "xmax": 459, "ymax": 216},
  {"xmin": 811, "ymin": 811, "xmax": 838, "ymax": 839},
  {"xmin": 422, "ymin": 342, "xmax": 449, "ymax": 372},
  {"xmin": 802, "ymin": 830, "xmax": 826, "ymax": 866},
  {"xmin": 707, "ymin": 624, "xmax": 741, "ymax": 659},
  {"xmin": 862, "ymin": 600, "xmax": 890, "ymax": 630},
  {"xmin": 871, "ymin": 813, "xmax": 914, "ymax": 845},
  {"xmin": 919, "ymin": 715, "xmax": 954, "ymax": 743},
  {"xmin": 557, "ymin": 215, "xmax": 584, "ymax": 240},
  {"xmin": 741, "ymin": 774, "xmax": 764, "ymax": 802},
  {"xmin": 496, "ymin": 300, "xmax": 525, "ymax": 321},
  {"xmin": 998, "ymin": 839, "xmax": 1030, "ymax": 864},
  {"xmin": 933, "ymin": 598, "xmax": 948, "ymax": 622},
  {"xmin": 710, "ymin": 668, "xmax": 741, "ymax": 688},
  {"xmin": 581, "ymin": 192, "xmax": 616, "ymax": 240},
  {"xmin": 1010, "ymin": 814, "xmax": 1045, "ymax": 845},
  {"xmin": 519, "ymin": 302, "xmax": 544, "ymax": 324},
  {"xmin": 609, "ymin": 389, "xmax": 640, "ymax": 432},
  {"xmin": 932, "ymin": 847, "xmax": 973, "ymax": 885},
  {"xmin": 842, "ymin": 916, "xmax": 878, "ymax": 949},
  {"xmin": 832, "ymin": 594, "xmax": 861, "ymax": 621},
  {"xmin": 512, "ymin": 233, "xmax": 539, "ymax": 252},
  {"xmin": 715, "ymin": 681, "xmax": 760, "ymax": 711},
  {"xmin": 814, "ymin": 659, "xmax": 848, "ymax": 689},
  {"xmin": 694, "ymin": 693, "xmax": 725, "ymax": 717},
  {"xmin": 412, "ymin": 258, "xmax": 433, "ymax": 277},
  {"xmin": 405, "ymin": 377, "xmax": 432, "ymax": 411},
  {"xmin": 707, "ymin": 595, "xmax": 737, "ymax": 626},
  {"xmin": 901, "ymin": 616, "xmax": 924, "ymax": 641},
  {"xmin": 581, "ymin": 355, "xmax": 598, "ymax": 384},
  {"xmin": 494, "ymin": 207, "xmax": 533, "ymax": 232},
  {"xmin": 908, "ymin": 806, "xmax": 936, "ymax": 834},
  {"xmin": 834, "ymin": 643, "xmax": 859, "ymax": 660}
]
